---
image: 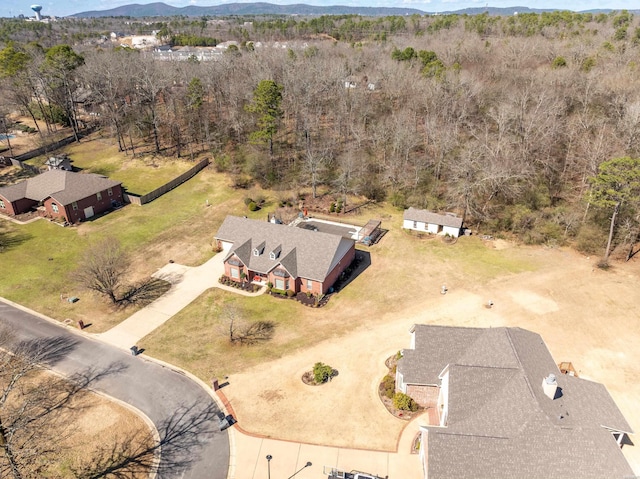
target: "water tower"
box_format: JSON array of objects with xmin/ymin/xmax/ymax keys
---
[{"xmin": 31, "ymin": 5, "xmax": 42, "ymax": 21}]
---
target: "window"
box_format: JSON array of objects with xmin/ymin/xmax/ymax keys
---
[
  {"xmin": 107, "ymin": 188, "xmax": 113, "ymax": 196},
  {"xmin": 285, "ymin": 280, "xmax": 289, "ymax": 290},
  {"xmin": 0, "ymin": 199, "xmax": 5, "ymax": 209},
  {"xmin": 307, "ymin": 279, "xmax": 312, "ymax": 291},
  {"xmin": 97, "ymin": 192, "xmax": 102, "ymax": 200},
  {"xmin": 275, "ymin": 278, "xmax": 285, "ymax": 290},
  {"xmin": 52, "ymin": 203, "xmax": 59, "ymax": 213},
  {"xmin": 72, "ymin": 202, "xmax": 78, "ymax": 211},
  {"xmin": 230, "ymin": 268, "xmax": 239, "ymax": 279}
]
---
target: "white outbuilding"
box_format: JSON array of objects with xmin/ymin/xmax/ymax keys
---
[{"xmin": 403, "ymin": 207, "xmax": 463, "ymax": 237}]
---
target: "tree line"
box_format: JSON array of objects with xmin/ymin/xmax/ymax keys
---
[{"xmin": 2, "ymin": 11, "xmax": 640, "ymax": 261}]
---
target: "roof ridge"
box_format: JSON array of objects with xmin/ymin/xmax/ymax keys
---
[{"xmin": 504, "ymin": 328, "xmax": 536, "ymax": 400}]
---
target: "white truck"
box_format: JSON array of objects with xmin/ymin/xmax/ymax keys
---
[{"xmin": 323, "ymin": 467, "xmax": 386, "ymax": 479}]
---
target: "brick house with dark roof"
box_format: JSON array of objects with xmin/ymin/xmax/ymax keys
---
[
  {"xmin": 403, "ymin": 207, "xmax": 463, "ymax": 237},
  {"xmin": 397, "ymin": 325, "xmax": 634, "ymax": 479},
  {"xmin": 214, "ymin": 216, "xmax": 356, "ymax": 295},
  {"xmin": 0, "ymin": 170, "xmax": 123, "ymax": 223}
]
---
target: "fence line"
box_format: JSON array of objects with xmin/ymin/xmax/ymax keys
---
[
  {"xmin": 123, "ymin": 157, "xmax": 210, "ymax": 206},
  {"xmin": 11, "ymin": 126, "xmax": 98, "ymax": 163}
]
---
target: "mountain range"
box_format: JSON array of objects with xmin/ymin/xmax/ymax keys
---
[{"xmin": 69, "ymin": 2, "xmax": 634, "ymax": 18}]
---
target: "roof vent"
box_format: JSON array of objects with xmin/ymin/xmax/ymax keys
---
[{"xmin": 542, "ymin": 373, "xmax": 558, "ymax": 400}]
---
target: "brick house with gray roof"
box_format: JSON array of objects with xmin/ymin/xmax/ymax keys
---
[
  {"xmin": 397, "ymin": 325, "xmax": 634, "ymax": 479},
  {"xmin": 214, "ymin": 216, "xmax": 355, "ymax": 295},
  {"xmin": 0, "ymin": 170, "xmax": 123, "ymax": 223},
  {"xmin": 403, "ymin": 207, "xmax": 463, "ymax": 237}
]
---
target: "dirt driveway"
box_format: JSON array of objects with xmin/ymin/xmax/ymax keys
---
[{"xmin": 222, "ymin": 243, "xmax": 640, "ymax": 473}]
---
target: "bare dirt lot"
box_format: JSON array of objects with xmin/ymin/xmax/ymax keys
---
[{"xmin": 222, "ymin": 241, "xmax": 640, "ymax": 473}]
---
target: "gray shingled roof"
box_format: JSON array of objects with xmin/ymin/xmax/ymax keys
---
[
  {"xmin": 0, "ymin": 170, "xmax": 121, "ymax": 205},
  {"xmin": 215, "ymin": 216, "xmax": 354, "ymax": 282},
  {"xmin": 405, "ymin": 325, "xmax": 634, "ymax": 479},
  {"xmin": 403, "ymin": 207, "xmax": 463, "ymax": 228}
]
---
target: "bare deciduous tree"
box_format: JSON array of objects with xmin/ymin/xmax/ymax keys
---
[
  {"xmin": 223, "ymin": 306, "xmax": 274, "ymax": 345},
  {"xmin": 74, "ymin": 238, "xmax": 129, "ymax": 304}
]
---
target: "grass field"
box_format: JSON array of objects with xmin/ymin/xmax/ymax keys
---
[
  {"xmin": 140, "ymin": 202, "xmax": 537, "ymax": 381},
  {"xmin": 25, "ymin": 132, "xmax": 195, "ymax": 194},
  {"xmin": 1, "ymin": 135, "xmax": 268, "ymax": 332}
]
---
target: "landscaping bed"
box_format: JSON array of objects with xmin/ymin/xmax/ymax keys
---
[
  {"xmin": 378, "ymin": 354, "xmax": 422, "ymax": 421},
  {"xmin": 218, "ymin": 275, "xmax": 261, "ymax": 293}
]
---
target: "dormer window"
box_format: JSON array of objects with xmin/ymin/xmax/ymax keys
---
[
  {"xmin": 253, "ymin": 241, "xmax": 266, "ymax": 256},
  {"xmin": 269, "ymin": 245, "xmax": 282, "ymax": 260}
]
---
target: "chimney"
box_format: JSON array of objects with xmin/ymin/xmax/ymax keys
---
[{"xmin": 542, "ymin": 373, "xmax": 558, "ymax": 400}]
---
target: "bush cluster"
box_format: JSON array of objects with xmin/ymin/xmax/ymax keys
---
[
  {"xmin": 393, "ymin": 392, "xmax": 418, "ymax": 411},
  {"xmin": 381, "ymin": 374, "xmax": 396, "ymax": 399},
  {"xmin": 313, "ymin": 362, "xmax": 334, "ymax": 383}
]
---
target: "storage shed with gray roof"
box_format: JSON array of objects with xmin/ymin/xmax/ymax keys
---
[
  {"xmin": 397, "ymin": 325, "xmax": 634, "ymax": 479},
  {"xmin": 215, "ymin": 215, "xmax": 356, "ymax": 295},
  {"xmin": 403, "ymin": 207, "xmax": 463, "ymax": 237}
]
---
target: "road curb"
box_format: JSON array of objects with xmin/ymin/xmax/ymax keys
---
[
  {"xmin": 137, "ymin": 354, "xmax": 237, "ymax": 479},
  {"xmin": 0, "ymin": 296, "xmax": 234, "ymax": 479}
]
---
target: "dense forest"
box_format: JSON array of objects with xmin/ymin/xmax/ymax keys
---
[{"xmin": 2, "ymin": 11, "xmax": 640, "ymax": 261}]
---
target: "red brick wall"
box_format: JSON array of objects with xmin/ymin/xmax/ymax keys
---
[
  {"xmin": 320, "ymin": 243, "xmax": 356, "ymax": 294},
  {"xmin": 223, "ymin": 242, "xmax": 356, "ymax": 295},
  {"xmin": 0, "ymin": 196, "xmax": 37, "ymax": 216},
  {"xmin": 405, "ymin": 384, "xmax": 439, "ymax": 409},
  {"xmin": 45, "ymin": 185, "xmax": 124, "ymax": 223}
]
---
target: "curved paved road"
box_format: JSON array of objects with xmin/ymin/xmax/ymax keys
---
[{"xmin": 0, "ymin": 299, "xmax": 229, "ymax": 479}]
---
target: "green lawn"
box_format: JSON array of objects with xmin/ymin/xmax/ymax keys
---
[
  {"xmin": 26, "ymin": 135, "xmax": 195, "ymax": 194},
  {"xmin": 0, "ymin": 151, "xmax": 257, "ymax": 331}
]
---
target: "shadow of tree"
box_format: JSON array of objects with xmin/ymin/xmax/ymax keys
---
[
  {"xmin": 0, "ymin": 328, "xmax": 136, "ymax": 478},
  {"xmin": 0, "ymin": 228, "xmax": 32, "ymax": 253},
  {"xmin": 117, "ymin": 278, "xmax": 172, "ymax": 308},
  {"xmin": 74, "ymin": 401, "xmax": 220, "ymax": 479},
  {"xmin": 231, "ymin": 320, "xmax": 275, "ymax": 346}
]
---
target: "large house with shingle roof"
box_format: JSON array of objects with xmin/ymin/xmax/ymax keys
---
[
  {"xmin": 403, "ymin": 207, "xmax": 463, "ymax": 237},
  {"xmin": 214, "ymin": 216, "xmax": 356, "ymax": 295},
  {"xmin": 397, "ymin": 325, "xmax": 634, "ymax": 479},
  {"xmin": 0, "ymin": 170, "xmax": 123, "ymax": 223}
]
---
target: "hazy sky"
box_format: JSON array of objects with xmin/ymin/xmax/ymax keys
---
[{"xmin": 3, "ymin": 0, "xmax": 637, "ymax": 18}]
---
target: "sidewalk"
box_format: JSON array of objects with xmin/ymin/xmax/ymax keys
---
[
  {"xmin": 97, "ymin": 252, "xmax": 264, "ymax": 349},
  {"xmin": 228, "ymin": 411, "xmax": 425, "ymax": 479}
]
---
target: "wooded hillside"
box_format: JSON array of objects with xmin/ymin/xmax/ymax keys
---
[{"xmin": 2, "ymin": 11, "xmax": 640, "ymax": 260}]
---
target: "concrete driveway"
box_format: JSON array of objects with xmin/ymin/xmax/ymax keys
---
[
  {"xmin": 98, "ymin": 251, "xmax": 263, "ymax": 350},
  {"xmin": 0, "ymin": 298, "xmax": 230, "ymax": 479}
]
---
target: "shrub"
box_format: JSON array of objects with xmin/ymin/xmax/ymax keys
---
[
  {"xmin": 329, "ymin": 202, "xmax": 336, "ymax": 213},
  {"xmin": 248, "ymin": 201, "xmax": 258, "ymax": 211},
  {"xmin": 313, "ymin": 362, "xmax": 334, "ymax": 383},
  {"xmin": 551, "ymin": 56, "xmax": 567, "ymax": 68},
  {"xmin": 382, "ymin": 375, "xmax": 396, "ymax": 399},
  {"xmin": 286, "ymin": 290, "xmax": 295, "ymax": 297},
  {"xmin": 575, "ymin": 224, "xmax": 607, "ymax": 255},
  {"xmin": 244, "ymin": 197, "xmax": 254, "ymax": 205},
  {"xmin": 393, "ymin": 392, "xmax": 418, "ymax": 411},
  {"xmin": 306, "ymin": 291, "xmax": 312, "ymax": 298}
]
